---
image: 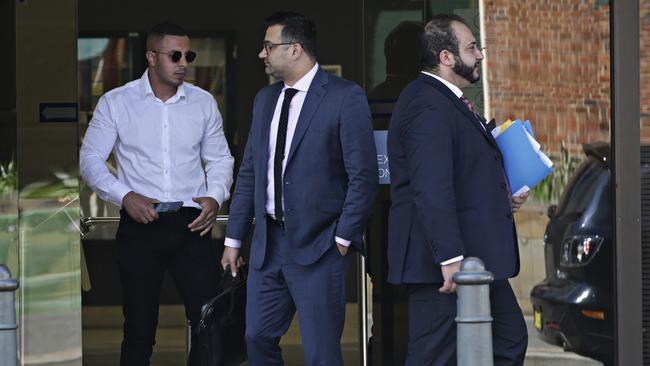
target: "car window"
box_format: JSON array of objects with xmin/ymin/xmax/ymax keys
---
[{"xmin": 556, "ymin": 157, "xmax": 609, "ymax": 216}]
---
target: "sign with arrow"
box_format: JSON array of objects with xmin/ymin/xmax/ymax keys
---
[{"xmin": 39, "ymin": 102, "xmax": 78, "ymax": 123}]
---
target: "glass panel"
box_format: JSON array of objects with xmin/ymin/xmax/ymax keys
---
[
  {"xmin": 364, "ymin": 1, "xmax": 423, "ymax": 365},
  {"xmin": 188, "ymin": 37, "xmax": 228, "ymax": 133},
  {"xmin": 0, "ymin": 0, "xmax": 18, "ymax": 321},
  {"xmin": 555, "ymin": 158, "xmax": 609, "ymax": 217},
  {"xmin": 15, "ymin": 0, "xmax": 82, "ymax": 364},
  {"xmin": 78, "ymin": 37, "xmax": 137, "ymax": 114}
]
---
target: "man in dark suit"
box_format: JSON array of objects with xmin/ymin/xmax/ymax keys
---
[
  {"xmin": 221, "ymin": 11, "xmax": 378, "ymax": 365},
  {"xmin": 387, "ymin": 14, "xmax": 529, "ymax": 366}
]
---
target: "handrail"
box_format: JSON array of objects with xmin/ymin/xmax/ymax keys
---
[
  {"xmin": 82, "ymin": 214, "xmax": 231, "ymax": 227},
  {"xmin": 80, "ymin": 215, "xmax": 231, "ymax": 237}
]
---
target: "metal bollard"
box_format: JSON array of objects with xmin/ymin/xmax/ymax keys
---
[
  {"xmin": 453, "ymin": 257, "xmax": 494, "ymax": 366},
  {"xmin": 0, "ymin": 264, "xmax": 18, "ymax": 366}
]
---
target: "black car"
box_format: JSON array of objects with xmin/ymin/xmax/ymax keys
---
[{"xmin": 530, "ymin": 142, "xmax": 615, "ymax": 365}]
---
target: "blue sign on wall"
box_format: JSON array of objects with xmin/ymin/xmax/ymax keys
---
[{"xmin": 374, "ymin": 130, "xmax": 390, "ymax": 185}]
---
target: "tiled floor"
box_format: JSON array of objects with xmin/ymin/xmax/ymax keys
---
[
  {"xmin": 82, "ymin": 306, "xmax": 604, "ymax": 365},
  {"xmin": 82, "ymin": 304, "xmax": 362, "ymax": 366}
]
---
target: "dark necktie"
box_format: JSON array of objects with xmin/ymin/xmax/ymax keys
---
[
  {"xmin": 460, "ymin": 95, "xmax": 486, "ymax": 130},
  {"xmin": 460, "ymin": 95, "xmax": 475, "ymax": 113},
  {"xmin": 274, "ymin": 88, "xmax": 298, "ymax": 223},
  {"xmin": 461, "ymin": 96, "xmax": 512, "ymax": 202}
]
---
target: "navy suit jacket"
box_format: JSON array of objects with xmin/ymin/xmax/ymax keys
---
[
  {"xmin": 387, "ymin": 74, "xmax": 520, "ymax": 284},
  {"xmin": 226, "ymin": 68, "xmax": 378, "ymax": 269}
]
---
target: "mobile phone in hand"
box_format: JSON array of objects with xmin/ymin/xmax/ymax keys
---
[{"xmin": 154, "ymin": 201, "xmax": 183, "ymax": 213}]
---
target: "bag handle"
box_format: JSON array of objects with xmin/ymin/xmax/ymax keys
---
[
  {"xmin": 220, "ymin": 264, "xmax": 246, "ymax": 318},
  {"xmin": 220, "ymin": 264, "xmax": 246, "ymax": 292}
]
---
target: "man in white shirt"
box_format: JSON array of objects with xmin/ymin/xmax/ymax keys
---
[
  {"xmin": 79, "ymin": 22, "xmax": 234, "ymax": 365},
  {"xmin": 221, "ymin": 11, "xmax": 377, "ymax": 365}
]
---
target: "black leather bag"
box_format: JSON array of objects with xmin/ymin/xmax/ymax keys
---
[{"xmin": 194, "ymin": 265, "xmax": 247, "ymax": 366}]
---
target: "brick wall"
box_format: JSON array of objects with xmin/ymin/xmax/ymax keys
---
[
  {"xmin": 641, "ymin": 1, "xmax": 650, "ymax": 140},
  {"xmin": 483, "ymin": 0, "xmax": 612, "ymax": 157}
]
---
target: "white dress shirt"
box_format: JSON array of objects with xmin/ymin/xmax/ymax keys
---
[
  {"xmin": 80, "ymin": 69, "xmax": 234, "ymax": 209},
  {"xmin": 224, "ymin": 63, "xmax": 350, "ymax": 249},
  {"xmin": 420, "ymin": 71, "xmax": 466, "ymax": 266}
]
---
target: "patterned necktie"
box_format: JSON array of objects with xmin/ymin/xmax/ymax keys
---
[
  {"xmin": 274, "ymin": 88, "xmax": 298, "ymax": 224},
  {"xmin": 460, "ymin": 95, "xmax": 475, "ymax": 113},
  {"xmin": 460, "ymin": 95, "xmax": 485, "ymax": 130},
  {"xmin": 461, "ymin": 96, "xmax": 511, "ymax": 204}
]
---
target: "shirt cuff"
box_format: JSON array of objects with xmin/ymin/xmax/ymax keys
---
[
  {"xmin": 334, "ymin": 236, "xmax": 351, "ymax": 247},
  {"xmin": 224, "ymin": 237, "xmax": 242, "ymax": 249},
  {"xmin": 110, "ymin": 182, "xmax": 133, "ymax": 207},
  {"xmin": 440, "ymin": 255, "xmax": 464, "ymax": 266},
  {"xmin": 206, "ymin": 187, "xmax": 227, "ymax": 208}
]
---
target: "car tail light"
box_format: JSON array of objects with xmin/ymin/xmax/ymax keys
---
[
  {"xmin": 560, "ymin": 235, "xmax": 604, "ymax": 267},
  {"xmin": 581, "ymin": 310, "xmax": 605, "ymax": 320}
]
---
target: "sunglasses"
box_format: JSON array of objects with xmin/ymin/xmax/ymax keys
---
[{"xmin": 152, "ymin": 50, "xmax": 197, "ymax": 63}]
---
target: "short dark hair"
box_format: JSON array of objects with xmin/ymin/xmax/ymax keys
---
[
  {"xmin": 419, "ymin": 14, "xmax": 468, "ymax": 71},
  {"xmin": 147, "ymin": 22, "xmax": 187, "ymax": 50},
  {"xmin": 265, "ymin": 11, "xmax": 318, "ymax": 59}
]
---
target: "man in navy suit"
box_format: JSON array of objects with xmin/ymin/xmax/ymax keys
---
[
  {"xmin": 387, "ymin": 14, "xmax": 529, "ymax": 366},
  {"xmin": 221, "ymin": 11, "xmax": 378, "ymax": 365}
]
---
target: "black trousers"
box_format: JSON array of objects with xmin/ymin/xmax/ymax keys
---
[
  {"xmin": 116, "ymin": 208, "xmax": 219, "ymax": 366},
  {"xmin": 406, "ymin": 280, "xmax": 527, "ymax": 366}
]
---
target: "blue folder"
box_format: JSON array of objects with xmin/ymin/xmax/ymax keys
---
[
  {"xmin": 495, "ymin": 120, "xmax": 553, "ymax": 195},
  {"xmin": 522, "ymin": 120, "xmax": 534, "ymax": 138}
]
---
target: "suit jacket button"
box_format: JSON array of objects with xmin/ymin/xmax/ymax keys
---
[
  {"xmin": 500, "ymin": 182, "xmax": 506, "ymax": 190},
  {"xmin": 494, "ymin": 154, "xmax": 500, "ymax": 161},
  {"xmin": 285, "ymin": 181, "xmax": 291, "ymax": 185},
  {"xmin": 506, "ymin": 212, "xmax": 512, "ymax": 219}
]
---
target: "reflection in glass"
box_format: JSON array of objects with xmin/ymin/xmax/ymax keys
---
[
  {"xmin": 188, "ymin": 37, "xmax": 228, "ymax": 129},
  {"xmin": 78, "ymin": 38, "xmax": 135, "ymax": 114},
  {"xmin": 364, "ymin": 2, "xmax": 423, "ymax": 365},
  {"xmin": 20, "ymin": 198, "xmax": 81, "ymax": 364},
  {"xmin": 16, "ymin": 0, "xmax": 82, "ymax": 363}
]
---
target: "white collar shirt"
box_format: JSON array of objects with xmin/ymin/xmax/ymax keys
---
[
  {"xmin": 421, "ymin": 71, "xmax": 485, "ymax": 131},
  {"xmin": 79, "ymin": 69, "xmax": 234, "ymax": 209},
  {"xmin": 264, "ymin": 62, "xmax": 319, "ymax": 216}
]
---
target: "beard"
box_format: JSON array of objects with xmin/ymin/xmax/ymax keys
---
[{"xmin": 453, "ymin": 55, "xmax": 481, "ymax": 84}]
